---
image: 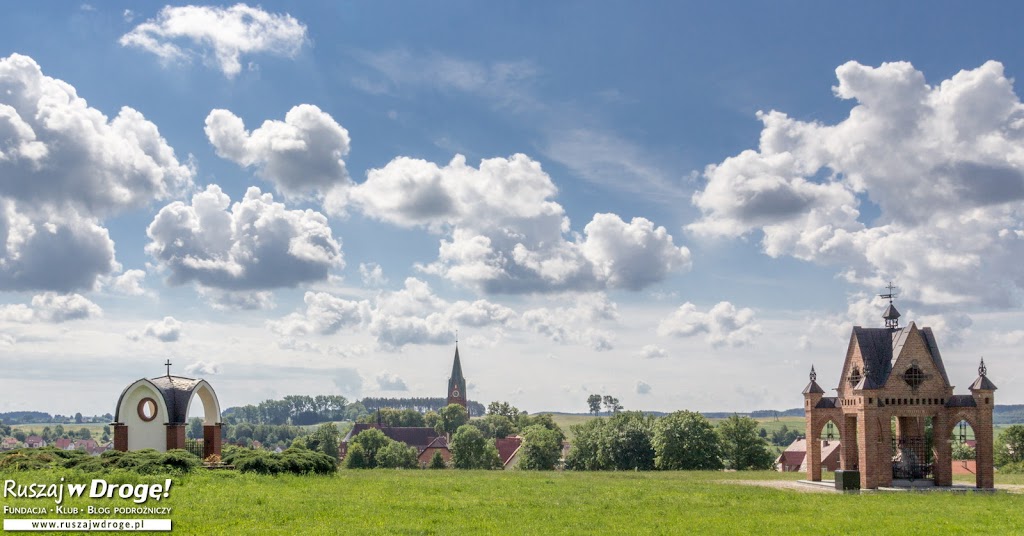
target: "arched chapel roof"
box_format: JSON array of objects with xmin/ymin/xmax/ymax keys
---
[{"xmin": 115, "ymin": 375, "xmax": 210, "ymax": 424}]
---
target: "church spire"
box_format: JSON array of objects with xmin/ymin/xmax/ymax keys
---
[{"xmin": 447, "ymin": 341, "xmax": 467, "ymax": 409}]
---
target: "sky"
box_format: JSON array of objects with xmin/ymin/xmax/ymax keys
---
[{"xmin": 2, "ymin": 2, "xmax": 1024, "ymax": 417}]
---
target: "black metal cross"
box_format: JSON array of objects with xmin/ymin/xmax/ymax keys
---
[
  {"xmin": 879, "ymin": 281, "xmax": 897, "ymax": 302},
  {"xmin": 165, "ymin": 359, "xmax": 172, "ymax": 376}
]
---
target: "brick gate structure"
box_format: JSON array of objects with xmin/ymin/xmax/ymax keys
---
[{"xmin": 803, "ymin": 288, "xmax": 996, "ymax": 489}]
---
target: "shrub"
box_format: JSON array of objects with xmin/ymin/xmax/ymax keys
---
[
  {"xmin": 376, "ymin": 441, "xmax": 418, "ymax": 469},
  {"xmin": 344, "ymin": 444, "xmax": 370, "ymax": 469},
  {"xmin": 429, "ymin": 450, "xmax": 447, "ymax": 469}
]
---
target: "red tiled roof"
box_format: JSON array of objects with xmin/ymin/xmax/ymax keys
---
[
  {"xmin": 423, "ymin": 436, "xmax": 449, "ymax": 450},
  {"xmin": 495, "ymin": 436, "xmax": 522, "ymax": 466},
  {"xmin": 344, "ymin": 424, "xmax": 439, "ymax": 450}
]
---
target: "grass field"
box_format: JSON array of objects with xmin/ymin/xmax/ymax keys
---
[{"xmin": 3, "ymin": 469, "xmax": 1022, "ymax": 535}]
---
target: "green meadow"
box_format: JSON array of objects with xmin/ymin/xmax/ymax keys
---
[{"xmin": 3, "ymin": 469, "xmax": 1022, "ymax": 535}]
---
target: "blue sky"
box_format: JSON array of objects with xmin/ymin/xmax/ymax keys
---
[{"xmin": 2, "ymin": 2, "xmax": 1024, "ymax": 416}]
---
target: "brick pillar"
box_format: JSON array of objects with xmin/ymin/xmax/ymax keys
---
[
  {"xmin": 113, "ymin": 423, "xmax": 128, "ymax": 452},
  {"xmin": 165, "ymin": 424, "xmax": 186, "ymax": 451},
  {"xmin": 203, "ymin": 424, "xmax": 222, "ymax": 459},
  {"xmin": 857, "ymin": 411, "xmax": 881, "ymax": 489},
  {"xmin": 805, "ymin": 413, "xmax": 821, "ymax": 480},
  {"xmin": 933, "ymin": 412, "xmax": 952, "ymax": 487},
  {"xmin": 841, "ymin": 414, "xmax": 858, "ymax": 471},
  {"xmin": 972, "ymin": 405, "xmax": 995, "ymax": 489},
  {"xmin": 876, "ymin": 414, "xmax": 893, "ymax": 488}
]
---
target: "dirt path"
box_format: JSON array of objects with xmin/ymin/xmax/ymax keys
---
[{"xmin": 722, "ymin": 480, "xmax": 836, "ymax": 493}]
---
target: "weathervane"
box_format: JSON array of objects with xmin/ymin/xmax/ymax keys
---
[
  {"xmin": 880, "ymin": 281, "xmax": 901, "ymax": 329},
  {"xmin": 979, "ymin": 357, "xmax": 987, "ymax": 377},
  {"xmin": 809, "ymin": 365, "xmax": 817, "ymax": 383}
]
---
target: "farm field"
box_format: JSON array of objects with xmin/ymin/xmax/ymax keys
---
[{"xmin": 3, "ymin": 469, "xmax": 1023, "ymax": 535}]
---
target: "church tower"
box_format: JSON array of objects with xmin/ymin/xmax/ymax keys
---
[{"xmin": 447, "ymin": 343, "xmax": 467, "ymax": 409}]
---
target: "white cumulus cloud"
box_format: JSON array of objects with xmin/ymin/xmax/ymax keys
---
[
  {"xmin": 376, "ymin": 371, "xmax": 408, "ymax": 391},
  {"xmin": 146, "ymin": 185, "xmax": 344, "ymax": 302},
  {"xmin": 143, "ymin": 316, "xmax": 182, "ymax": 342},
  {"xmin": 689, "ymin": 60, "xmax": 1024, "ymax": 308},
  {"xmin": 205, "ymin": 105, "xmax": 351, "ymax": 205},
  {"xmin": 0, "ymin": 54, "xmax": 193, "ymax": 292},
  {"xmin": 353, "ymin": 154, "xmax": 689, "ymax": 293},
  {"xmin": 658, "ymin": 301, "xmax": 761, "ymax": 347},
  {"xmin": 636, "ymin": 344, "xmax": 668, "ymax": 359},
  {"xmin": 120, "ymin": 3, "xmax": 307, "ymax": 78},
  {"xmin": 184, "ymin": 360, "xmax": 221, "ymax": 376},
  {"xmin": 0, "ymin": 293, "xmax": 101, "ymax": 323}
]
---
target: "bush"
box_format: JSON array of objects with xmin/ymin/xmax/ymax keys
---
[
  {"xmin": 376, "ymin": 441, "xmax": 418, "ymax": 469},
  {"xmin": 344, "ymin": 443, "xmax": 370, "ymax": 469},
  {"xmin": 0, "ymin": 447, "xmax": 202, "ymax": 474},
  {"xmin": 998, "ymin": 461, "xmax": 1024, "ymax": 474},
  {"xmin": 429, "ymin": 450, "xmax": 447, "ymax": 469}
]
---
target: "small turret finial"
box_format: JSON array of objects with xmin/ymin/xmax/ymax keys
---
[
  {"xmin": 880, "ymin": 281, "xmax": 901, "ymax": 329},
  {"xmin": 979, "ymin": 357, "xmax": 987, "ymax": 377},
  {"xmin": 809, "ymin": 365, "xmax": 817, "ymax": 382}
]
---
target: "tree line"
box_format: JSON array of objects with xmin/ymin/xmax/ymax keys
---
[
  {"xmin": 567, "ymin": 411, "xmax": 775, "ymax": 471},
  {"xmin": 361, "ymin": 397, "xmax": 486, "ymax": 417}
]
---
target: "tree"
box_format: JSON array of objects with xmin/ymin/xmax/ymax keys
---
[
  {"xmin": 187, "ymin": 417, "xmax": 203, "ymax": 440},
  {"xmin": 717, "ymin": 414, "xmax": 774, "ymax": 470},
  {"xmin": 437, "ymin": 404, "xmax": 469, "ymax": 436},
  {"xmin": 311, "ymin": 423, "xmax": 340, "ymax": 462},
  {"xmin": 429, "ymin": 450, "xmax": 447, "ymax": 469},
  {"xmin": 13, "ymin": 430, "xmax": 26, "ymax": 442},
  {"xmin": 653, "ymin": 411, "xmax": 723, "ymax": 470},
  {"xmin": 77, "ymin": 428, "xmax": 91, "ymax": 440},
  {"xmin": 486, "ymin": 401, "xmax": 521, "ymax": 421},
  {"xmin": 74, "ymin": 412, "xmax": 83, "ymax": 424},
  {"xmin": 450, "ymin": 425, "xmax": 500, "ymax": 469},
  {"xmin": 348, "ymin": 428, "xmax": 390, "ymax": 468},
  {"xmin": 602, "ymin": 395, "xmax": 622, "ymax": 416},
  {"xmin": 952, "ymin": 440, "xmax": 976, "ymax": 461},
  {"xmin": 565, "ymin": 418, "xmax": 608, "ymax": 470},
  {"xmin": 995, "ymin": 425, "xmax": 1024, "ymax": 467},
  {"xmin": 565, "ymin": 412, "xmax": 654, "ymax": 471},
  {"xmin": 519, "ymin": 425, "xmax": 563, "ymax": 470},
  {"xmin": 607, "ymin": 413, "xmax": 655, "ymax": 471},
  {"xmin": 344, "ymin": 443, "xmax": 370, "ymax": 469},
  {"xmin": 376, "ymin": 441, "xmax": 419, "ymax": 469},
  {"xmin": 587, "ymin": 394, "xmax": 603, "ymax": 416},
  {"xmin": 479, "ymin": 414, "xmax": 516, "ymax": 439}
]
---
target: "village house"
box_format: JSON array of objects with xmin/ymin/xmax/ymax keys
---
[{"xmin": 776, "ymin": 438, "xmax": 840, "ymax": 472}]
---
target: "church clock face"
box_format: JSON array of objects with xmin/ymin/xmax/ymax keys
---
[{"xmin": 452, "ymin": 390, "xmax": 460, "ymax": 398}]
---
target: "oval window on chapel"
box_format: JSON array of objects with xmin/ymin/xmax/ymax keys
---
[{"xmin": 137, "ymin": 398, "xmax": 158, "ymax": 422}]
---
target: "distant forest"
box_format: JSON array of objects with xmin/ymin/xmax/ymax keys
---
[
  {"xmin": 220, "ymin": 396, "xmax": 485, "ymax": 426},
  {"xmin": 360, "ymin": 397, "xmax": 485, "ymax": 417},
  {"xmin": 0, "ymin": 411, "xmax": 113, "ymax": 425}
]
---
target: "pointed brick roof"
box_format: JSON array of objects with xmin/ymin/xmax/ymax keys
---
[
  {"xmin": 849, "ymin": 322, "xmax": 950, "ymax": 390},
  {"xmin": 803, "ymin": 380, "xmax": 825, "ymax": 395}
]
